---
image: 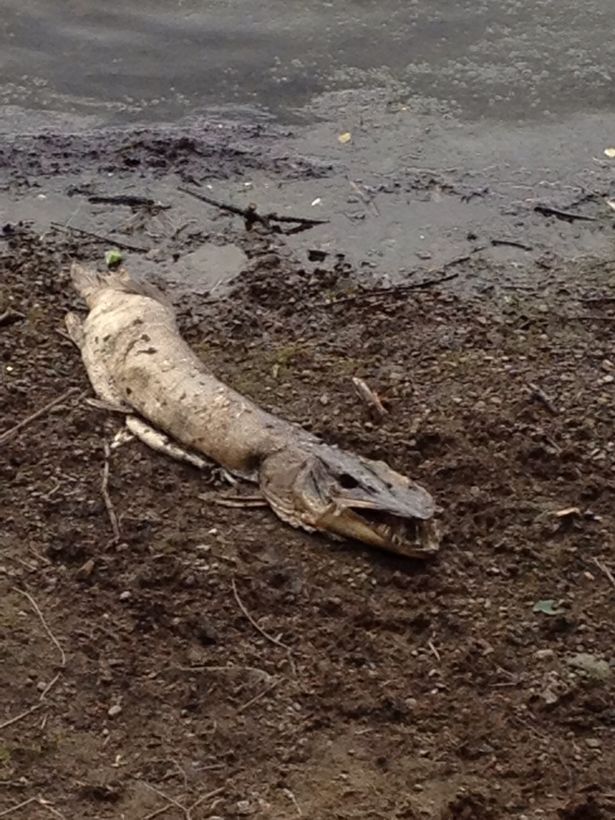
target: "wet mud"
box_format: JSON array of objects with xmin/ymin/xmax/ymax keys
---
[{"xmin": 1, "ymin": 192, "xmax": 614, "ymax": 817}]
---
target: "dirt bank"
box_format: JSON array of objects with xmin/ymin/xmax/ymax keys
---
[{"xmin": 1, "ymin": 202, "xmax": 614, "ymax": 818}]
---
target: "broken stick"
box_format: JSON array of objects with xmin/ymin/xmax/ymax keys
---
[
  {"xmin": 50, "ymin": 222, "xmax": 149, "ymax": 253},
  {"xmin": 0, "ymin": 387, "xmax": 78, "ymax": 447},
  {"xmin": 102, "ymin": 442, "xmax": 121, "ymax": 544},
  {"xmin": 534, "ymin": 205, "xmax": 596, "ymax": 223},
  {"xmin": 527, "ymin": 382, "xmax": 558, "ymax": 415},
  {"xmin": 178, "ymin": 187, "xmax": 328, "ymax": 231},
  {"xmin": 352, "ymin": 377, "xmax": 388, "ymax": 421}
]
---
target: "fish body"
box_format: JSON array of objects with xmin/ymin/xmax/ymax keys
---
[{"xmin": 67, "ymin": 264, "xmax": 439, "ymax": 558}]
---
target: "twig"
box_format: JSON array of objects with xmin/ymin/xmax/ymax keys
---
[
  {"xmin": 427, "ymin": 639, "xmax": 441, "ymax": 663},
  {"xmin": 18, "ymin": 588, "xmax": 66, "ymax": 701},
  {"xmin": 491, "ymin": 238, "xmax": 533, "ymax": 251},
  {"xmin": 231, "ymin": 578, "xmax": 291, "ymax": 651},
  {"xmin": 101, "ymin": 442, "xmax": 121, "ymax": 544},
  {"xmin": 142, "ymin": 807, "xmax": 173, "ymax": 820},
  {"xmin": 534, "ymin": 205, "xmax": 596, "ymax": 222},
  {"xmin": 0, "ymin": 588, "xmax": 65, "ymax": 731},
  {"xmin": 87, "ymin": 194, "xmax": 171, "ymax": 210},
  {"xmin": 141, "ymin": 782, "xmax": 186, "ymax": 818},
  {"xmin": 36, "ymin": 799, "xmax": 66, "ymax": 820},
  {"xmin": 0, "ymin": 795, "xmax": 65, "ymax": 819},
  {"xmin": 176, "ymin": 664, "xmax": 272, "ymax": 682},
  {"xmin": 319, "ymin": 271, "xmax": 460, "ymax": 308},
  {"xmin": 592, "ymin": 557, "xmax": 615, "ymax": 588},
  {"xmin": 204, "ymin": 493, "xmax": 268, "ymax": 508},
  {"xmin": 0, "ymin": 704, "xmax": 43, "ymax": 732},
  {"xmin": 352, "ymin": 377, "xmax": 388, "ymax": 421},
  {"xmin": 0, "ymin": 309, "xmax": 26, "ymax": 327},
  {"xmin": 17, "ymin": 590, "xmax": 66, "ymax": 670},
  {"xmin": 178, "ymin": 187, "xmax": 328, "ymax": 229},
  {"xmin": 141, "ymin": 783, "xmax": 224, "ymax": 820},
  {"xmin": 186, "ymin": 787, "xmax": 225, "ymax": 817},
  {"xmin": 237, "ymin": 680, "xmax": 279, "ymax": 714},
  {"xmin": 50, "ymin": 222, "xmax": 149, "ymax": 253},
  {"xmin": 283, "ymin": 788, "xmax": 303, "ymax": 816},
  {"xmin": 526, "ymin": 382, "xmax": 559, "ymax": 415},
  {"xmin": 0, "ymin": 388, "xmax": 78, "ymax": 446},
  {"xmin": 0, "ymin": 798, "xmax": 37, "ymax": 817}
]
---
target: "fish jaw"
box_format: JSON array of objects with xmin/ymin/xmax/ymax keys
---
[{"xmin": 259, "ymin": 446, "xmax": 440, "ymax": 559}]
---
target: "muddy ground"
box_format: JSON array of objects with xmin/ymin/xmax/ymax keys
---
[{"xmin": 1, "ymin": 126, "xmax": 615, "ymax": 820}]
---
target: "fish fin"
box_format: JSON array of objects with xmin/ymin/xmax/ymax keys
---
[
  {"xmin": 125, "ymin": 415, "xmax": 212, "ymax": 470},
  {"xmin": 64, "ymin": 311, "xmax": 85, "ymax": 348}
]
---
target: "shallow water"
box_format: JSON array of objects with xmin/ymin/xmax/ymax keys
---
[
  {"xmin": 1, "ymin": 0, "xmax": 615, "ymax": 125},
  {"xmin": 2, "ymin": 1, "xmax": 615, "ymax": 293}
]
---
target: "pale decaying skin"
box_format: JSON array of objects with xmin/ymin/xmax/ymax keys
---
[{"xmin": 66, "ymin": 264, "xmax": 440, "ymax": 558}]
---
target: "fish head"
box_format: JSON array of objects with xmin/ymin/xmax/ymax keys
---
[{"xmin": 259, "ymin": 445, "xmax": 439, "ymax": 559}]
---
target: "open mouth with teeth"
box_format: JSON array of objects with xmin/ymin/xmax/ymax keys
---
[{"xmin": 314, "ymin": 504, "xmax": 440, "ymax": 558}]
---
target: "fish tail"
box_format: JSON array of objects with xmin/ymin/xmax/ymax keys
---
[
  {"xmin": 70, "ymin": 263, "xmax": 170, "ymax": 308},
  {"xmin": 69, "ymin": 263, "xmax": 107, "ymax": 306}
]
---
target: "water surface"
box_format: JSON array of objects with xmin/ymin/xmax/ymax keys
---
[{"xmin": 1, "ymin": 0, "xmax": 614, "ymax": 125}]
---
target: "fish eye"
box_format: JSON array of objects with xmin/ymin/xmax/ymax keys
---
[{"xmin": 339, "ymin": 473, "xmax": 359, "ymax": 489}]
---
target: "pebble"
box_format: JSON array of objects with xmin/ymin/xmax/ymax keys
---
[
  {"xmin": 534, "ymin": 649, "xmax": 556, "ymax": 660},
  {"xmin": 108, "ymin": 703, "xmax": 122, "ymax": 718},
  {"xmin": 586, "ymin": 738, "xmax": 601, "ymax": 749},
  {"xmin": 119, "ymin": 591, "xmax": 131, "ymax": 601}
]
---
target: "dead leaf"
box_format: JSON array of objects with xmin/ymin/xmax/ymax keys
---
[
  {"xmin": 604, "ymin": 147, "xmax": 615, "ymax": 158},
  {"xmin": 606, "ymin": 199, "xmax": 615, "ymax": 212},
  {"xmin": 338, "ymin": 132, "xmax": 352, "ymax": 144},
  {"xmin": 532, "ymin": 599, "xmax": 564, "ymax": 616}
]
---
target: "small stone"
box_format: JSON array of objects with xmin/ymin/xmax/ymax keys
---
[
  {"xmin": 534, "ymin": 649, "xmax": 556, "ymax": 660},
  {"xmin": 37, "ymin": 681, "xmax": 47, "ymax": 692},
  {"xmin": 107, "ymin": 703, "xmax": 122, "ymax": 718},
  {"xmin": 586, "ymin": 738, "xmax": 601, "ymax": 749},
  {"xmin": 567, "ymin": 653, "xmax": 611, "ymax": 681},
  {"xmin": 601, "ymin": 374, "xmax": 614, "ymax": 385},
  {"xmin": 76, "ymin": 558, "xmax": 95, "ymax": 580},
  {"xmin": 119, "ymin": 591, "xmax": 131, "ymax": 601}
]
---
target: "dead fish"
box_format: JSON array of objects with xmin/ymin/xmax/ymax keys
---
[{"xmin": 66, "ymin": 264, "xmax": 439, "ymax": 558}]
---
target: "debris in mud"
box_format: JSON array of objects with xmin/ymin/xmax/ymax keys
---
[
  {"xmin": 533, "ymin": 599, "xmax": 565, "ymax": 616},
  {"xmin": 178, "ymin": 186, "xmax": 328, "ymax": 233},
  {"xmin": 104, "ymin": 248, "xmax": 123, "ymax": 268},
  {"xmin": 51, "ymin": 221, "xmax": 149, "ymax": 253},
  {"xmin": 352, "ymin": 376, "xmax": 388, "ymax": 421},
  {"xmin": 534, "ymin": 204, "xmax": 597, "ymax": 223}
]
